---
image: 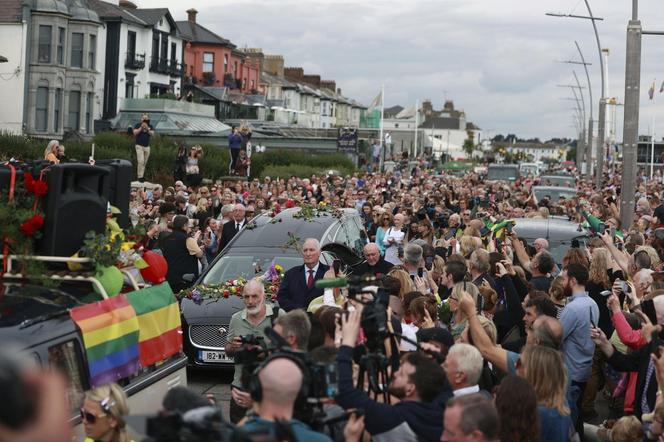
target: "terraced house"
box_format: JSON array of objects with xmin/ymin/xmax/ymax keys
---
[{"xmin": 0, "ymin": 0, "xmax": 103, "ymax": 137}]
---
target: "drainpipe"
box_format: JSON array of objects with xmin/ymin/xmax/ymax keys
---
[{"xmin": 21, "ymin": 2, "xmax": 32, "ymax": 134}]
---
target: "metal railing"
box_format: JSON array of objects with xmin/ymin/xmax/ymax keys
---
[{"xmin": 125, "ymin": 52, "xmax": 145, "ymax": 70}]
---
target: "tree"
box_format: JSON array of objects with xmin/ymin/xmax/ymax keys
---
[{"xmin": 463, "ymin": 130, "xmax": 475, "ymax": 158}]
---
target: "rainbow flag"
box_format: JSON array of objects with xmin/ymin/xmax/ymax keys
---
[
  {"xmin": 125, "ymin": 283, "xmax": 182, "ymax": 367},
  {"xmin": 70, "ymin": 296, "xmax": 140, "ymax": 387}
]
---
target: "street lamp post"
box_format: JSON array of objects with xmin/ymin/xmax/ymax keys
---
[
  {"xmin": 573, "ymin": 70, "xmax": 587, "ymax": 170},
  {"xmin": 547, "ymin": 1, "xmax": 606, "ymax": 188}
]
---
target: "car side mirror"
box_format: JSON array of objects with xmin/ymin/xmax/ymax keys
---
[{"xmin": 182, "ymin": 274, "xmax": 195, "ymax": 283}]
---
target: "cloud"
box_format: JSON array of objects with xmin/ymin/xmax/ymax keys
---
[{"xmin": 140, "ymin": 0, "xmax": 664, "ymax": 139}]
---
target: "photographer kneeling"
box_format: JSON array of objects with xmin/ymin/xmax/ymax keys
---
[
  {"xmin": 337, "ymin": 305, "xmax": 447, "ymax": 442},
  {"xmin": 225, "ymin": 279, "xmax": 282, "ymax": 423}
]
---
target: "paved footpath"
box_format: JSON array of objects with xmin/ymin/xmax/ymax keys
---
[{"xmin": 188, "ymin": 369, "xmax": 234, "ymax": 419}]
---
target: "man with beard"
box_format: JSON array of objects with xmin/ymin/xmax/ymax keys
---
[
  {"xmin": 225, "ymin": 279, "xmax": 281, "ymax": 423},
  {"xmin": 559, "ymin": 263, "xmax": 599, "ymax": 438},
  {"xmin": 336, "ymin": 306, "xmax": 446, "ymax": 442}
]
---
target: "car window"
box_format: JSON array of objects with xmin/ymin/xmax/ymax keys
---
[
  {"xmin": 202, "ymin": 255, "xmax": 304, "ymax": 284},
  {"xmin": 48, "ymin": 340, "xmax": 88, "ymax": 413},
  {"xmin": 345, "ymin": 217, "xmax": 366, "ymax": 256},
  {"xmin": 333, "ymin": 223, "xmax": 348, "ymax": 246}
]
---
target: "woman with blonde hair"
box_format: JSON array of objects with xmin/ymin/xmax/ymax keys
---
[
  {"xmin": 459, "ymin": 236, "xmax": 481, "ymax": 259},
  {"xmin": 44, "ymin": 139, "xmax": 60, "ymax": 164},
  {"xmin": 520, "ymin": 345, "xmax": 575, "ymax": 442},
  {"xmin": 81, "ymin": 383, "xmax": 131, "ymax": 442},
  {"xmin": 387, "ymin": 268, "xmax": 414, "ymax": 300},
  {"xmin": 448, "ymin": 282, "xmax": 480, "ymax": 339},
  {"xmin": 587, "ymin": 247, "xmax": 613, "ymax": 336}
]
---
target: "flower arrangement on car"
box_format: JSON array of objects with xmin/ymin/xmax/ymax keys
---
[{"xmin": 178, "ymin": 262, "xmax": 285, "ymax": 305}]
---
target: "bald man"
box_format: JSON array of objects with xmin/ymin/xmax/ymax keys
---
[
  {"xmin": 277, "ymin": 238, "xmax": 329, "ymax": 311},
  {"xmin": 240, "ymin": 357, "xmax": 333, "ymax": 441},
  {"xmin": 353, "ymin": 243, "xmax": 394, "ymax": 277}
]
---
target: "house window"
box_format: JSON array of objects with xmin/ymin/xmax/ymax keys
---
[
  {"xmin": 88, "ymin": 35, "xmax": 96, "ymax": 70},
  {"xmin": 35, "ymin": 87, "xmax": 48, "ymax": 131},
  {"xmin": 70, "ymin": 33, "xmax": 83, "ymax": 68},
  {"xmin": 54, "ymin": 88, "xmax": 62, "ymax": 131},
  {"xmin": 85, "ymin": 92, "xmax": 93, "ymax": 133},
  {"xmin": 127, "ymin": 31, "xmax": 136, "ymax": 56},
  {"xmin": 38, "ymin": 25, "xmax": 51, "ymax": 63},
  {"xmin": 151, "ymin": 32, "xmax": 159, "ymax": 68},
  {"xmin": 170, "ymin": 42, "xmax": 176, "ymax": 62},
  {"xmin": 224, "ymin": 54, "xmax": 228, "ymax": 73},
  {"xmin": 202, "ymin": 52, "xmax": 214, "ymax": 73},
  {"xmin": 233, "ymin": 61, "xmax": 238, "ymax": 77},
  {"xmin": 125, "ymin": 73, "xmax": 135, "ymax": 98},
  {"xmin": 68, "ymin": 91, "xmax": 80, "ymax": 130},
  {"xmin": 57, "ymin": 27, "xmax": 65, "ymax": 64}
]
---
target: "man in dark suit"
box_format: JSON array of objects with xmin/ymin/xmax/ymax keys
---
[
  {"xmin": 218, "ymin": 203, "xmax": 246, "ymax": 252},
  {"xmin": 353, "ymin": 243, "xmax": 393, "ymax": 277},
  {"xmin": 277, "ymin": 238, "xmax": 329, "ymax": 311}
]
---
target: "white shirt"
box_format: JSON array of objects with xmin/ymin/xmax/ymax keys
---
[
  {"xmin": 304, "ymin": 263, "xmax": 319, "ymax": 286},
  {"xmin": 400, "ymin": 322, "xmax": 419, "ymax": 352},
  {"xmin": 234, "ymin": 219, "xmax": 245, "ymax": 231},
  {"xmin": 453, "ymin": 385, "xmax": 480, "ymax": 397}
]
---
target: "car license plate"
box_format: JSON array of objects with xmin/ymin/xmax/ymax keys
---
[{"xmin": 199, "ymin": 351, "xmax": 231, "ymax": 362}]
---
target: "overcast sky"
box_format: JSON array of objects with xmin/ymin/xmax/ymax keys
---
[{"xmin": 138, "ymin": 0, "xmax": 664, "ymax": 140}]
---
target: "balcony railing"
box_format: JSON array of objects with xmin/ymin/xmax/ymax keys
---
[
  {"xmin": 169, "ymin": 60, "xmax": 184, "ymax": 77},
  {"xmin": 149, "ymin": 57, "xmax": 169, "ymax": 74},
  {"xmin": 125, "ymin": 52, "xmax": 145, "ymax": 70}
]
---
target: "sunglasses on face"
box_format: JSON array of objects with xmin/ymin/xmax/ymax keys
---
[{"xmin": 80, "ymin": 408, "xmax": 105, "ymax": 424}]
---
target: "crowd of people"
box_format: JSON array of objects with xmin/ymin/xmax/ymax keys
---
[{"xmin": 11, "ymin": 144, "xmax": 664, "ymax": 442}]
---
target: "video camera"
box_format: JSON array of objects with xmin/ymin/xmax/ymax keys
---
[
  {"xmin": 234, "ymin": 327, "xmax": 339, "ymax": 406},
  {"xmin": 315, "ymin": 274, "xmax": 390, "ymax": 353}
]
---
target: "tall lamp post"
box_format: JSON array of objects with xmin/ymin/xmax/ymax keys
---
[
  {"xmin": 547, "ymin": 0, "xmax": 606, "ymax": 189},
  {"xmin": 556, "ymin": 53, "xmax": 592, "ymax": 173}
]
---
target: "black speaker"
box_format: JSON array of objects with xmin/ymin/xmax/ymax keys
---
[
  {"xmin": 96, "ymin": 159, "xmax": 132, "ymax": 228},
  {"xmin": 39, "ymin": 164, "xmax": 110, "ymax": 257}
]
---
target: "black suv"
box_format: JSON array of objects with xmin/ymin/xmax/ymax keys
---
[{"xmin": 181, "ymin": 207, "xmax": 367, "ymax": 368}]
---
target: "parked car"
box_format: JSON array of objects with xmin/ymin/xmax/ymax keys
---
[
  {"xmin": 539, "ymin": 174, "xmax": 576, "ymax": 188},
  {"xmin": 0, "ymin": 279, "xmax": 188, "ymax": 439},
  {"xmin": 487, "ymin": 164, "xmax": 520, "ymax": 182},
  {"xmin": 181, "ymin": 207, "xmax": 367, "ymax": 368},
  {"xmin": 512, "ymin": 217, "xmax": 589, "ymax": 264},
  {"xmin": 531, "ymin": 186, "xmax": 578, "ymax": 203}
]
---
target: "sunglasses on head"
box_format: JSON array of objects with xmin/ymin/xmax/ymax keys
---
[{"xmin": 80, "ymin": 408, "xmax": 105, "ymax": 424}]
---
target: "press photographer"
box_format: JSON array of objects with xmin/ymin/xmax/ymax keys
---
[
  {"xmin": 238, "ymin": 355, "xmax": 334, "ymax": 442},
  {"xmin": 337, "ymin": 304, "xmax": 447, "ymax": 442},
  {"xmin": 225, "ymin": 279, "xmax": 282, "ymax": 423}
]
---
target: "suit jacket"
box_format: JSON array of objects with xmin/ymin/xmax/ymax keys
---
[
  {"xmin": 277, "ymin": 264, "xmax": 329, "ymax": 311},
  {"xmin": 219, "ymin": 220, "xmax": 244, "ymax": 252},
  {"xmin": 607, "ymin": 344, "xmax": 656, "ymax": 417}
]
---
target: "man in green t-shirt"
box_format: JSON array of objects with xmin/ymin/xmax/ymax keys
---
[{"xmin": 225, "ymin": 278, "xmax": 280, "ymax": 423}]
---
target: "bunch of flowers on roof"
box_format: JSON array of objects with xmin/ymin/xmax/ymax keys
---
[{"xmin": 178, "ymin": 262, "xmax": 285, "ymax": 305}]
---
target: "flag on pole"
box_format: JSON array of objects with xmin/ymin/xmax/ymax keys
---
[
  {"xmin": 368, "ymin": 90, "xmax": 382, "ymax": 111},
  {"xmin": 649, "ymin": 80, "xmax": 656, "ymax": 100},
  {"xmin": 660, "ymin": 80, "xmax": 664, "ymax": 93}
]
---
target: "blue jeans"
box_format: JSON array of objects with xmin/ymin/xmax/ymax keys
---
[{"xmin": 568, "ymin": 381, "xmax": 586, "ymax": 440}]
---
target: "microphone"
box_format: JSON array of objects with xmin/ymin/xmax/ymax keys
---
[
  {"xmin": 314, "ymin": 274, "xmax": 380, "ymax": 289},
  {"xmin": 314, "ymin": 277, "xmax": 349, "ymax": 289}
]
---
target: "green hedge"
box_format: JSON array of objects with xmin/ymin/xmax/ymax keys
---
[{"xmin": 0, "ymin": 132, "xmax": 355, "ymax": 186}]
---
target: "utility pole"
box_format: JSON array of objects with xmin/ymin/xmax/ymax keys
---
[{"xmin": 620, "ymin": 1, "xmax": 641, "ymax": 228}]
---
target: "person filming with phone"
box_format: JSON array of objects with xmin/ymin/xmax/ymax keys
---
[{"xmin": 132, "ymin": 113, "xmax": 155, "ymax": 182}]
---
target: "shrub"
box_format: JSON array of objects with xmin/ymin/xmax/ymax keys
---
[{"xmin": 0, "ymin": 132, "xmax": 356, "ymax": 186}]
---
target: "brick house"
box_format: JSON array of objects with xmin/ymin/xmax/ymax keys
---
[{"xmin": 177, "ymin": 9, "xmax": 259, "ymax": 94}]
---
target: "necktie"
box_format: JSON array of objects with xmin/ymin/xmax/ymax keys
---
[
  {"xmin": 236, "ymin": 222, "xmax": 240, "ymax": 231},
  {"xmin": 307, "ymin": 269, "xmax": 314, "ymax": 290}
]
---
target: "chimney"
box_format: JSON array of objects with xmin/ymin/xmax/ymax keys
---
[
  {"xmin": 284, "ymin": 67, "xmax": 304, "ymax": 80},
  {"xmin": 263, "ymin": 55, "xmax": 284, "ymax": 77},
  {"xmin": 119, "ymin": 0, "xmax": 137, "ymax": 9},
  {"xmin": 186, "ymin": 8, "xmax": 198, "ymax": 23},
  {"xmin": 336, "ymin": 88, "xmax": 342, "ymax": 95},
  {"xmin": 320, "ymin": 80, "xmax": 336, "ymax": 92}
]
